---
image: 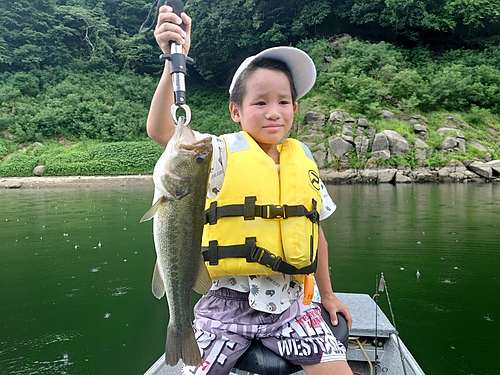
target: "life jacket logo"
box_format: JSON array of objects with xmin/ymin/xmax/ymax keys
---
[{"xmin": 308, "ymin": 170, "xmax": 320, "ymax": 190}]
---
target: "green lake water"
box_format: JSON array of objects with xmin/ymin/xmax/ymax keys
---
[{"xmin": 0, "ymin": 183, "xmax": 499, "ymax": 375}]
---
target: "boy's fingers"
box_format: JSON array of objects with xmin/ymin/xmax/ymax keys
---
[
  {"xmin": 181, "ymin": 12, "xmax": 192, "ymax": 34},
  {"xmin": 157, "ymin": 6, "xmax": 183, "ymax": 28},
  {"xmin": 159, "ymin": 5, "xmax": 173, "ymax": 14},
  {"xmin": 155, "ymin": 29, "xmax": 185, "ymax": 47}
]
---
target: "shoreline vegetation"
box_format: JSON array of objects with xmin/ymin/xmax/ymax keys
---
[
  {"xmin": 2, "ymin": 167, "xmax": 499, "ymax": 190},
  {"xmin": 0, "ymin": 175, "xmax": 154, "ymax": 189}
]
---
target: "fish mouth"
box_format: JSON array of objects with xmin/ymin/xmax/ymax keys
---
[{"xmin": 177, "ymin": 136, "xmax": 212, "ymax": 154}]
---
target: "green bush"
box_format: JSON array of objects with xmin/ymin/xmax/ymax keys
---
[
  {"xmin": 0, "ymin": 140, "xmax": 164, "ymax": 177},
  {"xmin": 2, "ymin": 71, "xmax": 158, "ymax": 143},
  {"xmin": 303, "ymin": 38, "xmax": 500, "ymax": 115},
  {"xmin": 0, "ymin": 153, "xmax": 37, "ymax": 177},
  {"xmin": 0, "ymin": 139, "xmax": 16, "ymax": 158}
]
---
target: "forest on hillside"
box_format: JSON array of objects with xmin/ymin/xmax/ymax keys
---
[{"xmin": 1, "ymin": 0, "xmax": 500, "ymax": 145}]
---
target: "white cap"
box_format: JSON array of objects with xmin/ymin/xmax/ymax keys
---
[{"xmin": 229, "ymin": 46, "xmax": 317, "ymax": 100}]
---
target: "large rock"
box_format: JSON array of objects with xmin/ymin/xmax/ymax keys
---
[
  {"xmin": 469, "ymin": 139, "xmax": 488, "ymax": 152},
  {"xmin": 373, "ymin": 130, "xmax": 410, "ymax": 157},
  {"xmin": 468, "ymin": 161, "xmax": 493, "ymax": 179},
  {"xmin": 442, "ymin": 137, "xmax": 466, "ymax": 153},
  {"xmin": 354, "ymin": 136, "xmax": 370, "ymax": 156},
  {"xmin": 367, "ymin": 127, "xmax": 376, "ymax": 138},
  {"xmin": 437, "ymin": 127, "xmax": 465, "ymax": 138},
  {"xmin": 4, "ymin": 180, "xmax": 21, "ymax": 189},
  {"xmin": 412, "ymin": 168, "xmax": 437, "ymax": 182},
  {"xmin": 414, "ymin": 139, "xmax": 431, "ymax": 167},
  {"xmin": 33, "ymin": 165, "xmax": 45, "ymax": 176},
  {"xmin": 371, "ymin": 150, "xmax": 391, "ymax": 160},
  {"xmin": 304, "ymin": 111, "xmax": 325, "ymax": 130},
  {"xmin": 372, "ymin": 132, "xmax": 389, "ymax": 152},
  {"xmin": 485, "ymin": 160, "xmax": 500, "ymax": 176},
  {"xmin": 381, "ymin": 110, "xmax": 395, "ymax": 119},
  {"xmin": 378, "ymin": 169, "xmax": 397, "ymax": 183},
  {"xmin": 361, "ymin": 169, "xmax": 378, "ymax": 183},
  {"xmin": 312, "ymin": 149, "xmax": 328, "ymax": 167},
  {"xmin": 383, "ymin": 130, "xmax": 410, "ymax": 156},
  {"xmin": 457, "ymin": 138, "xmax": 466, "ymax": 152},
  {"xmin": 415, "ymin": 148, "xmax": 428, "ymax": 166},
  {"xmin": 441, "ymin": 136, "xmax": 458, "ymax": 151},
  {"xmin": 413, "ymin": 123, "xmax": 428, "ymax": 138},
  {"xmin": 395, "ymin": 172, "xmax": 412, "ymax": 183},
  {"xmin": 342, "ymin": 124, "xmax": 354, "ymax": 136},
  {"xmin": 437, "ymin": 162, "xmax": 470, "ymax": 181},
  {"xmin": 409, "ymin": 114, "xmax": 428, "ymax": 124},
  {"xmin": 360, "ymin": 168, "xmax": 396, "ymax": 183},
  {"xmin": 357, "ymin": 118, "xmax": 369, "ymax": 128},
  {"xmin": 321, "ymin": 168, "xmax": 360, "ymax": 183},
  {"xmin": 328, "ymin": 136, "xmax": 353, "ymax": 158},
  {"xmin": 328, "ymin": 110, "xmax": 349, "ymax": 124}
]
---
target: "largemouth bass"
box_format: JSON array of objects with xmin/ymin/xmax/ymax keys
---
[{"xmin": 141, "ymin": 117, "xmax": 212, "ymax": 366}]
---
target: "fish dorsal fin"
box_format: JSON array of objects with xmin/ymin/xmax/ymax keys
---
[
  {"xmin": 140, "ymin": 197, "xmax": 166, "ymax": 223},
  {"xmin": 192, "ymin": 257, "xmax": 212, "ymax": 295},
  {"xmin": 151, "ymin": 261, "xmax": 165, "ymax": 299}
]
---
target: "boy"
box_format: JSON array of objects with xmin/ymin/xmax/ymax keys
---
[{"xmin": 147, "ymin": 6, "xmax": 352, "ymax": 375}]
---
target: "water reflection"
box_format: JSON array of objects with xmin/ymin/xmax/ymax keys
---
[{"xmin": 0, "ymin": 183, "xmax": 499, "ymax": 375}]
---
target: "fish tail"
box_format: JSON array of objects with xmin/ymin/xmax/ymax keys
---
[{"xmin": 165, "ymin": 325, "xmax": 202, "ymax": 367}]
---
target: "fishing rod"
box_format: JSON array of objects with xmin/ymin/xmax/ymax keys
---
[
  {"xmin": 377, "ymin": 272, "xmax": 409, "ymax": 375},
  {"xmin": 139, "ymin": 0, "xmax": 194, "ymax": 126}
]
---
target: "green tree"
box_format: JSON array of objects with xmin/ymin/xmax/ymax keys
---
[
  {"xmin": 188, "ymin": 0, "xmax": 332, "ymax": 82},
  {"xmin": 445, "ymin": 0, "xmax": 500, "ymax": 28},
  {"xmin": 332, "ymin": 0, "xmax": 500, "ymax": 40}
]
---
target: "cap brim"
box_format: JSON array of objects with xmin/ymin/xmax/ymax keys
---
[{"xmin": 229, "ymin": 46, "xmax": 316, "ymax": 100}]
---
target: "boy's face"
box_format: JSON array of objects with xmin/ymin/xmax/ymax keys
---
[{"xmin": 229, "ymin": 68, "xmax": 297, "ymax": 152}]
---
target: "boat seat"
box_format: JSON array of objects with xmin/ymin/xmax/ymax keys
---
[{"xmin": 232, "ymin": 303, "xmax": 349, "ymax": 375}]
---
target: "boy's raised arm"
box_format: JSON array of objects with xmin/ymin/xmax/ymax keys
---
[{"xmin": 146, "ymin": 6, "xmax": 192, "ymax": 147}]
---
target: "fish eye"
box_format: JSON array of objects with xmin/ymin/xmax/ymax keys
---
[{"xmin": 195, "ymin": 155, "xmax": 206, "ymax": 164}]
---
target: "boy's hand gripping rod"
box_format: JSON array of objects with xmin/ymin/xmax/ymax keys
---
[{"xmin": 160, "ymin": 0, "xmax": 193, "ymax": 126}]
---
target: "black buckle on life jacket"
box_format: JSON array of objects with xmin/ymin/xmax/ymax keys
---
[
  {"xmin": 305, "ymin": 199, "xmax": 319, "ymax": 223},
  {"xmin": 250, "ymin": 246, "xmax": 283, "ymax": 272},
  {"xmin": 260, "ymin": 204, "xmax": 287, "ymax": 219},
  {"xmin": 203, "ymin": 237, "xmax": 319, "ymax": 275}
]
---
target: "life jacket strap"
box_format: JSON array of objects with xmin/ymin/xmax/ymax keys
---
[
  {"xmin": 203, "ymin": 237, "xmax": 256, "ymax": 266},
  {"xmin": 202, "ymin": 237, "xmax": 318, "ymax": 275},
  {"xmin": 204, "ymin": 197, "xmax": 319, "ymax": 224}
]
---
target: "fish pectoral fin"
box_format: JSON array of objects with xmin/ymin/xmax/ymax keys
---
[
  {"xmin": 192, "ymin": 257, "xmax": 212, "ymax": 295},
  {"xmin": 140, "ymin": 197, "xmax": 166, "ymax": 223},
  {"xmin": 151, "ymin": 261, "xmax": 165, "ymax": 299}
]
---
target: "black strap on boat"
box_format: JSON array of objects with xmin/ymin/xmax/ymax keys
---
[
  {"xmin": 202, "ymin": 237, "xmax": 317, "ymax": 275},
  {"xmin": 204, "ymin": 197, "xmax": 319, "ymax": 225}
]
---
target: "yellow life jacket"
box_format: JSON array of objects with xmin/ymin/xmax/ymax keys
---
[{"xmin": 201, "ymin": 131, "xmax": 322, "ymax": 281}]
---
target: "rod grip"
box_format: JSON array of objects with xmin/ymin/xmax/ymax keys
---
[{"xmin": 165, "ymin": 0, "xmax": 184, "ymax": 31}]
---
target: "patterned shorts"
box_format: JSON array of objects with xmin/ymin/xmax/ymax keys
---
[{"xmin": 182, "ymin": 288, "xmax": 346, "ymax": 375}]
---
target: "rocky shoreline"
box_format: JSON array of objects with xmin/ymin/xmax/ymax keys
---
[
  {"xmin": 296, "ymin": 109, "xmax": 500, "ymax": 183},
  {"xmin": 2, "ymin": 166, "xmax": 499, "ymax": 190},
  {"xmin": 3, "ymin": 107, "xmax": 499, "ymax": 188},
  {"xmin": 320, "ymin": 164, "xmax": 500, "ymax": 184},
  {"xmin": 1, "ymin": 175, "xmax": 154, "ymax": 189}
]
